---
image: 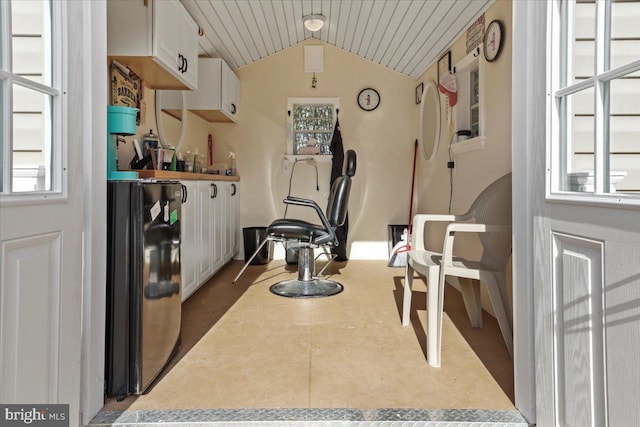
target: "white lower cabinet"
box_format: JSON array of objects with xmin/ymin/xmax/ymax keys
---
[
  {"xmin": 223, "ymin": 182, "xmax": 240, "ymax": 262},
  {"xmin": 181, "ymin": 179, "xmax": 239, "ymax": 302},
  {"xmin": 196, "ymin": 181, "xmax": 215, "ymax": 285},
  {"xmin": 211, "ymin": 182, "xmax": 225, "ymax": 273},
  {"xmin": 180, "ymin": 181, "xmax": 198, "ymax": 300}
]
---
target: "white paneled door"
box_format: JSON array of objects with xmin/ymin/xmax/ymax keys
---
[
  {"xmin": 514, "ymin": 1, "xmax": 640, "ymax": 426},
  {"xmin": 0, "ymin": 1, "xmax": 87, "ymax": 425}
]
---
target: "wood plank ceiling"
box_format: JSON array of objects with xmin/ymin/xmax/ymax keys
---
[{"xmin": 181, "ymin": 0, "xmax": 493, "ymax": 80}]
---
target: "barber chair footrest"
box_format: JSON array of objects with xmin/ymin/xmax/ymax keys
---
[{"xmin": 270, "ymin": 279, "xmax": 343, "ymax": 298}]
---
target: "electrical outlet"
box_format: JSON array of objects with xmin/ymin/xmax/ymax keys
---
[
  {"xmin": 283, "ymin": 158, "xmax": 291, "ymax": 173},
  {"xmin": 447, "ymin": 161, "xmax": 455, "ymax": 169}
]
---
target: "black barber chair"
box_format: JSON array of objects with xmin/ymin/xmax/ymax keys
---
[{"xmin": 232, "ymin": 150, "xmax": 356, "ymax": 298}]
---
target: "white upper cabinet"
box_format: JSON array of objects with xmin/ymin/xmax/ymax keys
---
[
  {"xmin": 185, "ymin": 58, "xmax": 240, "ymax": 123},
  {"xmin": 177, "ymin": 4, "xmax": 199, "ymax": 88},
  {"xmin": 108, "ymin": 0, "xmax": 198, "ymax": 90},
  {"xmin": 220, "ymin": 62, "xmax": 240, "ymax": 121}
]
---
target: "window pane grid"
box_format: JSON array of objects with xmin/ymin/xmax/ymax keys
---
[
  {"xmin": 11, "ymin": 0, "xmax": 52, "ymax": 87},
  {"xmin": 2, "ymin": 0, "xmax": 56, "ymax": 195},
  {"xmin": 608, "ymin": 76, "xmax": 640, "ymax": 193},
  {"xmin": 292, "ymin": 103, "xmax": 334, "ymax": 155},
  {"xmin": 469, "ymin": 68, "xmax": 480, "ymax": 138},
  {"xmin": 555, "ymin": 0, "xmax": 640, "ymax": 197},
  {"xmin": 572, "ymin": 0, "xmax": 596, "ymax": 83}
]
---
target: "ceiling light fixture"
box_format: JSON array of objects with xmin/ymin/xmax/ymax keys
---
[{"xmin": 303, "ymin": 14, "xmax": 325, "ymax": 32}]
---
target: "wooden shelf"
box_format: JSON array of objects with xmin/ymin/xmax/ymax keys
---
[{"xmin": 136, "ymin": 170, "xmax": 240, "ymax": 182}]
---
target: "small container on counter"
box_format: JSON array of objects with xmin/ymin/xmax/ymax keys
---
[
  {"xmin": 192, "ymin": 149, "xmax": 200, "ymax": 173},
  {"xmin": 175, "ymin": 151, "xmax": 185, "ymax": 172},
  {"xmin": 184, "ymin": 150, "xmax": 193, "ymax": 172},
  {"xmin": 142, "ymin": 129, "xmax": 159, "ymax": 155},
  {"xmin": 200, "ymin": 154, "xmax": 207, "ymax": 173}
]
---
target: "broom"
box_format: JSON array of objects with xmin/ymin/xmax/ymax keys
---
[{"xmin": 388, "ymin": 139, "xmax": 418, "ymax": 267}]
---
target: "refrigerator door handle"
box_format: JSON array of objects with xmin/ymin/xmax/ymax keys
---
[{"xmin": 181, "ymin": 184, "xmax": 188, "ymax": 203}]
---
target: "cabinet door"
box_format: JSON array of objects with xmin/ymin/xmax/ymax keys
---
[
  {"xmin": 152, "ymin": 0, "xmax": 180, "ymax": 77},
  {"xmin": 196, "ymin": 181, "xmax": 214, "ymax": 284},
  {"xmin": 178, "ymin": 6, "xmax": 199, "ymax": 90},
  {"xmin": 221, "ymin": 61, "xmax": 240, "ymax": 120},
  {"xmin": 180, "ymin": 181, "xmax": 198, "ymax": 301},
  {"xmin": 152, "ymin": 0, "xmax": 197, "ymax": 90},
  {"xmin": 222, "ymin": 182, "xmax": 240, "ymax": 262},
  {"xmin": 228, "ymin": 182, "xmax": 240, "ymax": 259},
  {"xmin": 211, "ymin": 182, "xmax": 225, "ymax": 273}
]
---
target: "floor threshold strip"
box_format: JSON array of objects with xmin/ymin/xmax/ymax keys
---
[{"xmin": 88, "ymin": 408, "xmax": 529, "ymax": 426}]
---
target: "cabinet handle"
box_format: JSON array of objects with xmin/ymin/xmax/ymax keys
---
[
  {"xmin": 209, "ymin": 183, "xmax": 214, "ymax": 199},
  {"xmin": 230, "ymin": 103, "xmax": 236, "ymax": 115},
  {"xmin": 212, "ymin": 183, "xmax": 218, "ymax": 198},
  {"xmin": 178, "ymin": 54, "xmax": 187, "ymax": 73},
  {"xmin": 231, "ymin": 183, "xmax": 236, "ymax": 196}
]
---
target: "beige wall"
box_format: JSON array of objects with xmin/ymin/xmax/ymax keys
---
[
  {"xmin": 413, "ymin": 1, "xmax": 513, "ymax": 313},
  {"xmin": 414, "ymin": 0, "xmax": 512, "ymax": 255},
  {"xmin": 209, "ymin": 39, "xmax": 419, "ymax": 259}
]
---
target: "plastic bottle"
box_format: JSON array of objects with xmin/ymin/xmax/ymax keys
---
[
  {"xmin": 176, "ymin": 151, "xmax": 185, "ymax": 172},
  {"xmin": 200, "ymin": 154, "xmax": 207, "ymax": 173},
  {"xmin": 193, "ymin": 149, "xmax": 199, "ymax": 174},
  {"xmin": 185, "ymin": 150, "xmax": 193, "ymax": 172},
  {"xmin": 168, "ymin": 145, "xmax": 177, "ymax": 171}
]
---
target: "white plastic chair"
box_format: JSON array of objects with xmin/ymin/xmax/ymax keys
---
[{"xmin": 402, "ymin": 173, "xmax": 512, "ymax": 367}]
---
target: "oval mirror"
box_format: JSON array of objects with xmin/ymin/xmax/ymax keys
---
[
  {"xmin": 419, "ymin": 80, "xmax": 441, "ymax": 161},
  {"xmin": 155, "ymin": 90, "xmax": 187, "ymax": 152}
]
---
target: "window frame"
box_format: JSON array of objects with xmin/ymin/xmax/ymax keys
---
[
  {"xmin": 0, "ymin": 0, "xmax": 66, "ymax": 202},
  {"xmin": 547, "ymin": 0, "xmax": 640, "ymax": 207},
  {"xmin": 451, "ymin": 49, "xmax": 486, "ymax": 155},
  {"xmin": 286, "ymin": 97, "xmax": 339, "ymax": 159}
]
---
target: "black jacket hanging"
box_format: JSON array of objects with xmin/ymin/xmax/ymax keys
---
[{"xmin": 329, "ymin": 115, "xmax": 348, "ymax": 261}]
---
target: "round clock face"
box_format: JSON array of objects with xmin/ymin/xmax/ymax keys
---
[
  {"xmin": 357, "ymin": 88, "xmax": 380, "ymax": 111},
  {"xmin": 483, "ymin": 19, "xmax": 504, "ymax": 62}
]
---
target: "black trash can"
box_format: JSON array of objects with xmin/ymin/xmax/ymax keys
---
[
  {"xmin": 388, "ymin": 224, "xmax": 409, "ymax": 257},
  {"xmin": 243, "ymin": 227, "xmax": 270, "ymax": 265},
  {"xmin": 285, "ymin": 241, "xmax": 298, "ymax": 265}
]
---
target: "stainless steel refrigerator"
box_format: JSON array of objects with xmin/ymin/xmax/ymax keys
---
[{"xmin": 105, "ymin": 180, "xmax": 184, "ymax": 398}]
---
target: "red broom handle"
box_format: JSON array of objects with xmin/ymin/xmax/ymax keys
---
[{"xmin": 407, "ymin": 139, "xmax": 418, "ymax": 236}]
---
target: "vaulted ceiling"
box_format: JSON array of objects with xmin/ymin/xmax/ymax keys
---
[{"xmin": 181, "ymin": 0, "xmax": 493, "ymax": 80}]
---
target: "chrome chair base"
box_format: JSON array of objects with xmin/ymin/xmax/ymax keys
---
[
  {"xmin": 269, "ymin": 245, "xmax": 342, "ymax": 298},
  {"xmin": 269, "ymin": 278, "xmax": 343, "ymax": 298}
]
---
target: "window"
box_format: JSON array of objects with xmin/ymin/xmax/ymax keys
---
[
  {"xmin": 287, "ymin": 97, "xmax": 339, "ymax": 156},
  {"xmin": 550, "ymin": 0, "xmax": 640, "ymax": 198},
  {"xmin": 1, "ymin": 0, "xmax": 62, "ymax": 195},
  {"xmin": 452, "ymin": 49, "xmax": 485, "ymax": 154},
  {"xmin": 470, "ymin": 68, "xmax": 480, "ymax": 138}
]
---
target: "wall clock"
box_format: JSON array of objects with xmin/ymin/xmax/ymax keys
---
[
  {"xmin": 357, "ymin": 88, "xmax": 380, "ymax": 111},
  {"xmin": 483, "ymin": 19, "xmax": 504, "ymax": 62}
]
